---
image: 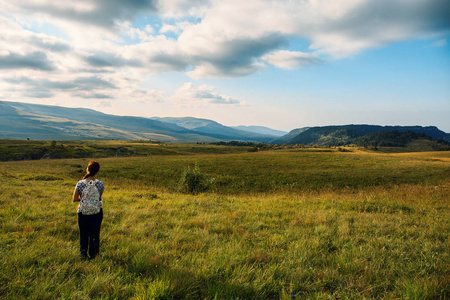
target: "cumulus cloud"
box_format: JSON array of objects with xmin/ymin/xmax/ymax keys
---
[
  {"xmin": 120, "ymin": 37, "xmax": 190, "ymax": 73},
  {"xmin": 262, "ymin": 50, "xmax": 322, "ymax": 69},
  {"xmin": 138, "ymin": 0, "xmax": 450, "ymax": 77},
  {"xmin": 177, "ymin": 0, "xmax": 450, "ymax": 70},
  {"xmin": 0, "ymin": 16, "xmax": 71, "ymax": 69},
  {"xmin": 28, "ymin": 35, "xmax": 71, "ymax": 53},
  {"xmin": 0, "ymin": 51, "xmax": 55, "ymax": 71},
  {"xmin": 1, "ymin": 0, "xmax": 449, "ymax": 105},
  {"xmin": 302, "ymin": 0, "xmax": 450, "ymax": 57},
  {"xmin": 6, "ymin": 0, "xmax": 158, "ymax": 29},
  {"xmin": 184, "ymin": 33, "xmax": 287, "ymax": 78},
  {"xmin": 128, "ymin": 89, "xmax": 167, "ymax": 103},
  {"xmin": 84, "ymin": 52, "xmax": 142, "ymax": 68},
  {"xmin": 172, "ymin": 82, "xmax": 243, "ymax": 106},
  {"xmin": 23, "ymin": 91, "xmax": 55, "ymax": 99},
  {"xmin": 176, "ymin": 2, "xmax": 291, "ymax": 77},
  {"xmin": 160, "ymin": 22, "xmax": 191, "ymax": 35},
  {"xmin": 72, "ymin": 76, "xmax": 117, "ymax": 89},
  {"xmin": 116, "ymin": 21, "xmax": 155, "ymax": 41},
  {"xmin": 157, "ymin": 0, "xmax": 211, "ymax": 18},
  {"xmin": 4, "ymin": 75, "xmax": 117, "ymax": 100},
  {"xmin": 73, "ymin": 92, "xmax": 113, "ymax": 99}
]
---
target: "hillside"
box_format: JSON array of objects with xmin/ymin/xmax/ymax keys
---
[
  {"xmin": 1, "ymin": 101, "xmax": 448, "ymax": 146},
  {"xmin": 0, "ymin": 101, "xmax": 275, "ymax": 142},
  {"xmin": 275, "ymin": 125, "xmax": 450, "ymax": 146},
  {"xmin": 272, "ymin": 127, "xmax": 310, "ymax": 144},
  {"xmin": 355, "ymin": 130, "xmax": 450, "ymax": 151},
  {"xmin": 231, "ymin": 125, "xmax": 287, "ymax": 137},
  {"xmin": 151, "ymin": 117, "xmax": 275, "ymax": 142}
]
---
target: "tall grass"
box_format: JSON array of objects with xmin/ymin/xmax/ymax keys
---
[
  {"xmin": 0, "ymin": 139, "xmax": 251, "ymax": 161},
  {"xmin": 0, "ymin": 149, "xmax": 449, "ymax": 299}
]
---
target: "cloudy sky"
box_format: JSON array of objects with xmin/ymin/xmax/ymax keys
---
[{"xmin": 1, "ymin": 0, "xmax": 449, "ymax": 132}]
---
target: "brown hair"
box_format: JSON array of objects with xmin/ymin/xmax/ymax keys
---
[{"xmin": 83, "ymin": 161, "xmax": 100, "ymax": 179}]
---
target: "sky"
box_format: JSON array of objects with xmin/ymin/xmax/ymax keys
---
[{"xmin": 1, "ymin": 0, "xmax": 449, "ymax": 132}]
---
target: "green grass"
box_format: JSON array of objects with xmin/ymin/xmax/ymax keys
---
[
  {"xmin": 0, "ymin": 147, "xmax": 449, "ymax": 299},
  {"xmin": 0, "ymin": 139, "xmax": 252, "ymax": 161}
]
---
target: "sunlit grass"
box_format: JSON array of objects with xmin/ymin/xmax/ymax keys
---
[
  {"xmin": 0, "ymin": 139, "xmax": 253, "ymax": 161},
  {"xmin": 0, "ymin": 149, "xmax": 449, "ymax": 299}
]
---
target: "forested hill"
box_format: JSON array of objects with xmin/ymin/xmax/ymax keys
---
[{"xmin": 274, "ymin": 125, "xmax": 450, "ymax": 147}]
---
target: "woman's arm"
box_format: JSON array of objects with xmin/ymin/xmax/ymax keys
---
[{"xmin": 72, "ymin": 189, "xmax": 80, "ymax": 202}]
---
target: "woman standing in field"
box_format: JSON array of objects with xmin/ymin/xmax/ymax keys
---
[{"xmin": 72, "ymin": 161, "xmax": 104, "ymax": 261}]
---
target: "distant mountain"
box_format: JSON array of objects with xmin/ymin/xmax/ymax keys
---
[
  {"xmin": 2, "ymin": 101, "xmax": 448, "ymax": 145},
  {"xmin": 275, "ymin": 125, "xmax": 450, "ymax": 146},
  {"xmin": 0, "ymin": 101, "xmax": 276, "ymax": 142},
  {"xmin": 151, "ymin": 117, "xmax": 276, "ymax": 142},
  {"xmin": 0, "ymin": 101, "xmax": 199, "ymax": 141},
  {"xmin": 231, "ymin": 126, "xmax": 287, "ymax": 137},
  {"xmin": 151, "ymin": 117, "xmax": 214, "ymax": 130}
]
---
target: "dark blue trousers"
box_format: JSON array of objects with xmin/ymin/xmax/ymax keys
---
[{"xmin": 77, "ymin": 209, "xmax": 103, "ymax": 260}]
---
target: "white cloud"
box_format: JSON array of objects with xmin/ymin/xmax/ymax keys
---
[
  {"xmin": 0, "ymin": 16, "xmax": 70, "ymax": 54},
  {"xmin": 0, "ymin": 0, "xmax": 449, "ymax": 107},
  {"xmin": 3, "ymin": 0, "xmax": 157, "ymax": 29},
  {"xmin": 121, "ymin": 37, "xmax": 190, "ymax": 73},
  {"xmin": 160, "ymin": 22, "xmax": 191, "ymax": 35},
  {"xmin": 125, "ymin": 88, "xmax": 167, "ymax": 104},
  {"xmin": 171, "ymin": 0, "xmax": 450, "ymax": 76},
  {"xmin": 262, "ymin": 50, "xmax": 321, "ymax": 69},
  {"xmin": 157, "ymin": 0, "xmax": 210, "ymax": 18},
  {"xmin": 4, "ymin": 0, "xmax": 450, "ymax": 75},
  {"xmin": 0, "ymin": 51, "xmax": 55, "ymax": 71},
  {"xmin": 172, "ymin": 82, "xmax": 243, "ymax": 106},
  {"xmin": 116, "ymin": 21, "xmax": 155, "ymax": 41},
  {"xmin": 432, "ymin": 39, "xmax": 447, "ymax": 47}
]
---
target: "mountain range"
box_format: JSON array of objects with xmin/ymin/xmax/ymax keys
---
[
  {"xmin": 150, "ymin": 117, "xmax": 285, "ymax": 142},
  {"xmin": 0, "ymin": 101, "xmax": 284, "ymax": 142},
  {"xmin": 1, "ymin": 100, "xmax": 449, "ymax": 146}
]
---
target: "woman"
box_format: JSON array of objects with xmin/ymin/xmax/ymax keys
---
[{"xmin": 72, "ymin": 161, "xmax": 104, "ymax": 260}]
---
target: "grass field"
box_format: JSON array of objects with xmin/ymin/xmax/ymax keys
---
[
  {"xmin": 0, "ymin": 145, "xmax": 449, "ymax": 299},
  {"xmin": 0, "ymin": 139, "xmax": 251, "ymax": 161}
]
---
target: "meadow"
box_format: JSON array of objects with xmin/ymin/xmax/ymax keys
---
[{"xmin": 0, "ymin": 145, "xmax": 449, "ymax": 299}]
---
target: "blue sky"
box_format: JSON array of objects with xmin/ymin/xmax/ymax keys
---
[{"xmin": 0, "ymin": 0, "xmax": 449, "ymax": 132}]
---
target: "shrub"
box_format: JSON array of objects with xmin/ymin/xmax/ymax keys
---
[{"xmin": 178, "ymin": 164, "xmax": 211, "ymax": 194}]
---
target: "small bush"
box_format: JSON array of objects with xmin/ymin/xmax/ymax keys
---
[{"xmin": 178, "ymin": 164, "xmax": 211, "ymax": 194}]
